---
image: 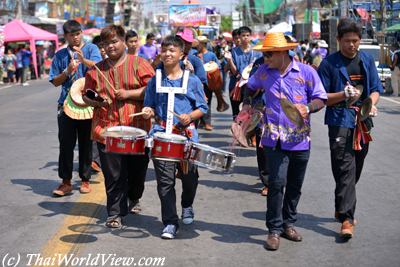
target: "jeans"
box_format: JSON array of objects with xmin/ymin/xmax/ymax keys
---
[
  {"xmin": 153, "ymin": 160, "xmax": 199, "ymax": 227},
  {"xmin": 328, "ymin": 126, "xmax": 369, "ymax": 222},
  {"xmin": 264, "ymin": 144, "xmax": 310, "ymax": 234},
  {"xmin": 57, "ymin": 106, "xmax": 92, "ymax": 181},
  {"xmin": 256, "ymin": 127, "xmax": 269, "ymax": 186}
]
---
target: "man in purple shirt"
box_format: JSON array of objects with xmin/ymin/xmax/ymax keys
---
[
  {"xmin": 139, "ymin": 33, "xmax": 158, "ymax": 62},
  {"xmin": 247, "ymin": 32, "xmax": 327, "ymax": 251}
]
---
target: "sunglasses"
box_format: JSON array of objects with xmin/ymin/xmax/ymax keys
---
[{"xmin": 263, "ymin": 51, "xmax": 274, "ymax": 58}]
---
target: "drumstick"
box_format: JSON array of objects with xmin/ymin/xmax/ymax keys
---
[
  {"xmin": 129, "ymin": 111, "xmax": 146, "ymax": 117},
  {"xmin": 168, "ymin": 109, "xmax": 181, "ymax": 118},
  {"xmin": 93, "ymin": 64, "xmax": 117, "ymax": 93}
]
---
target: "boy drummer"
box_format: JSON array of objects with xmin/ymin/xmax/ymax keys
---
[
  {"xmin": 83, "ymin": 25, "xmax": 155, "ymax": 228},
  {"xmin": 142, "ymin": 35, "xmax": 208, "ymax": 239}
]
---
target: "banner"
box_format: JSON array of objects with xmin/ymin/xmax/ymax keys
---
[{"xmin": 169, "ymin": 5, "xmax": 207, "ymax": 27}]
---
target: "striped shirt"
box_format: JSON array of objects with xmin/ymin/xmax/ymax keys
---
[{"xmin": 84, "ymin": 54, "xmax": 155, "ymax": 144}]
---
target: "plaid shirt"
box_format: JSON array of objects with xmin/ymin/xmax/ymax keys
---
[{"xmin": 85, "ymin": 54, "xmax": 155, "ymax": 144}]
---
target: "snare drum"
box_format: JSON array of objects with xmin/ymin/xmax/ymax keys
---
[
  {"xmin": 151, "ymin": 132, "xmax": 188, "ymax": 162},
  {"xmin": 103, "ymin": 126, "xmax": 147, "ymax": 155},
  {"xmin": 188, "ymin": 143, "xmax": 236, "ymax": 172}
]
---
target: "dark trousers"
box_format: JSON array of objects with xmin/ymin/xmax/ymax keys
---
[
  {"xmin": 230, "ymin": 98, "xmax": 241, "ymax": 119},
  {"xmin": 57, "ymin": 107, "xmax": 92, "ymax": 181},
  {"xmin": 97, "ymin": 143, "xmax": 150, "ymax": 217},
  {"xmin": 256, "ymin": 127, "xmax": 269, "ymax": 186},
  {"xmin": 92, "ymin": 141, "xmax": 101, "ymax": 166},
  {"xmin": 200, "ymin": 85, "xmax": 213, "ymax": 125},
  {"xmin": 153, "ymin": 160, "xmax": 199, "ymax": 227},
  {"xmin": 264, "ymin": 144, "xmax": 310, "ymax": 234},
  {"xmin": 328, "ymin": 126, "xmax": 369, "ymax": 222}
]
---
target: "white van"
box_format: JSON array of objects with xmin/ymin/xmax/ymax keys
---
[{"xmin": 358, "ymin": 44, "xmax": 391, "ymax": 87}]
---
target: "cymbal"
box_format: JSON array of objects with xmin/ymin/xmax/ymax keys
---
[
  {"xmin": 360, "ymin": 97, "xmax": 372, "ymax": 121},
  {"xmin": 280, "ymin": 98, "xmax": 304, "ymax": 128}
]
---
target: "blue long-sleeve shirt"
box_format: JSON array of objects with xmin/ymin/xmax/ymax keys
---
[
  {"xmin": 144, "ymin": 68, "xmax": 208, "ymax": 143},
  {"xmin": 317, "ymin": 51, "xmax": 383, "ymax": 128},
  {"xmin": 49, "ymin": 43, "xmax": 102, "ymax": 104}
]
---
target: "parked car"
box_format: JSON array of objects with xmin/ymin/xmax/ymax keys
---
[{"xmin": 359, "ymin": 44, "xmax": 391, "ymax": 87}]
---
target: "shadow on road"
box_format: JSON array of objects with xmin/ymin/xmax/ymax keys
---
[
  {"xmin": 242, "ymin": 211, "xmax": 345, "ymax": 241},
  {"xmin": 199, "ymin": 179, "xmax": 262, "ymax": 194},
  {"xmin": 38, "ymin": 201, "xmax": 105, "ymax": 219},
  {"xmin": 11, "ymin": 178, "xmax": 61, "ymax": 196}
]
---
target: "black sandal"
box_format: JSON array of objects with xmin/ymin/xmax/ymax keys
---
[{"xmin": 105, "ymin": 216, "xmax": 122, "ymax": 228}]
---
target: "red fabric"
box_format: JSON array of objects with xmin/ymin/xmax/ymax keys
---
[
  {"xmin": 158, "ymin": 120, "xmax": 194, "ymax": 138},
  {"xmin": 352, "ymin": 107, "xmax": 373, "ymax": 150}
]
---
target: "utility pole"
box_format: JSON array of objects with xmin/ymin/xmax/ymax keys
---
[{"xmin": 16, "ymin": 0, "xmax": 22, "ymax": 19}]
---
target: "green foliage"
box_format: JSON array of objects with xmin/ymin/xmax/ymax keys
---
[{"xmin": 220, "ymin": 16, "xmax": 232, "ymax": 32}]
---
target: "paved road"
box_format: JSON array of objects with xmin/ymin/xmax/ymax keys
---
[{"xmin": 0, "ymin": 80, "xmax": 399, "ymax": 267}]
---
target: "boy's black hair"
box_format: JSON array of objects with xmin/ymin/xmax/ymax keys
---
[
  {"xmin": 238, "ymin": 26, "xmax": 252, "ymax": 35},
  {"xmin": 337, "ymin": 18, "xmax": 362, "ymax": 39},
  {"xmin": 92, "ymin": 35, "xmax": 101, "ymax": 46},
  {"xmin": 162, "ymin": 35, "xmax": 184, "ymax": 51},
  {"xmin": 126, "ymin": 30, "xmax": 138, "ymax": 41},
  {"xmin": 146, "ymin": 33, "xmax": 155, "ymax": 40},
  {"xmin": 63, "ymin": 20, "xmax": 82, "ymax": 34},
  {"xmin": 232, "ymin": 28, "xmax": 240, "ymax": 37}
]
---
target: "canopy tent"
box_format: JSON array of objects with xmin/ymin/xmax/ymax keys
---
[
  {"xmin": 4, "ymin": 19, "xmax": 59, "ymax": 78},
  {"xmin": 385, "ymin": 23, "xmax": 400, "ymax": 32}
]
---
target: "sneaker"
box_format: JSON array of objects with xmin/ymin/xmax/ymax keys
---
[
  {"xmin": 79, "ymin": 181, "xmax": 91, "ymax": 194},
  {"xmin": 182, "ymin": 206, "xmax": 194, "ymax": 225},
  {"xmin": 340, "ymin": 220, "xmax": 354, "ymax": 238},
  {"xmin": 53, "ymin": 181, "xmax": 72, "ymax": 196},
  {"xmin": 161, "ymin": 224, "xmax": 178, "ymax": 239},
  {"xmin": 22, "ymin": 82, "xmax": 29, "ymax": 86},
  {"xmin": 128, "ymin": 199, "xmax": 141, "ymax": 214}
]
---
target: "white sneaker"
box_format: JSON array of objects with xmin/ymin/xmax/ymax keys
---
[
  {"xmin": 182, "ymin": 206, "xmax": 194, "ymax": 225},
  {"xmin": 22, "ymin": 82, "xmax": 29, "ymax": 86},
  {"xmin": 161, "ymin": 224, "xmax": 178, "ymax": 239}
]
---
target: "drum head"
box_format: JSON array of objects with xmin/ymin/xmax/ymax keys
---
[
  {"xmin": 154, "ymin": 132, "xmax": 187, "ymax": 143},
  {"xmin": 70, "ymin": 78, "xmax": 87, "ymax": 107},
  {"xmin": 204, "ymin": 61, "xmax": 219, "ymax": 72},
  {"xmin": 103, "ymin": 126, "xmax": 147, "ymax": 138},
  {"xmin": 280, "ymin": 98, "xmax": 305, "ymax": 128}
]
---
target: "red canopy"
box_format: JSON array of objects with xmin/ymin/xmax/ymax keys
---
[{"xmin": 4, "ymin": 19, "xmax": 59, "ymax": 78}]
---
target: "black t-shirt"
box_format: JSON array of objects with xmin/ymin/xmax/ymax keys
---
[{"xmin": 340, "ymin": 52, "xmax": 367, "ymax": 104}]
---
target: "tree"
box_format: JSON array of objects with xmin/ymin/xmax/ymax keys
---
[{"xmin": 220, "ymin": 16, "xmax": 232, "ymax": 32}]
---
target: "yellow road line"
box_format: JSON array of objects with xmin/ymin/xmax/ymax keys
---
[{"xmin": 39, "ymin": 173, "xmax": 106, "ymax": 265}]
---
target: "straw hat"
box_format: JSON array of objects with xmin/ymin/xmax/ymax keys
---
[
  {"xmin": 253, "ymin": 32, "xmax": 298, "ymax": 52},
  {"xmin": 63, "ymin": 78, "xmax": 93, "ymax": 120}
]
